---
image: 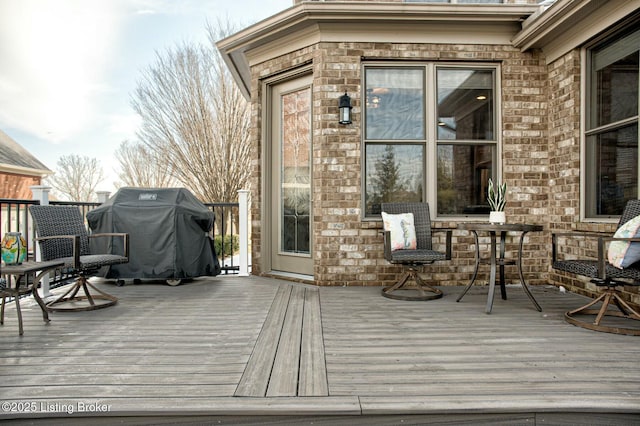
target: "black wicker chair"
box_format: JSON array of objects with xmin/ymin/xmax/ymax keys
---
[
  {"xmin": 552, "ymin": 199, "xmax": 640, "ymax": 335},
  {"xmin": 380, "ymin": 202, "xmax": 452, "ymax": 301},
  {"xmin": 30, "ymin": 205, "xmax": 129, "ymax": 312}
]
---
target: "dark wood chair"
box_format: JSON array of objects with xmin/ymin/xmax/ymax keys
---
[
  {"xmin": 552, "ymin": 199, "xmax": 640, "ymax": 335},
  {"xmin": 30, "ymin": 205, "xmax": 129, "ymax": 312},
  {"xmin": 380, "ymin": 202, "xmax": 451, "ymax": 301}
]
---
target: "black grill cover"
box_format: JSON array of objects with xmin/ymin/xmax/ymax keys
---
[{"xmin": 87, "ymin": 187, "xmax": 220, "ymax": 279}]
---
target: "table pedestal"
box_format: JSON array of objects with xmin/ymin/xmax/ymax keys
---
[{"xmin": 456, "ymin": 223, "xmax": 543, "ymax": 314}]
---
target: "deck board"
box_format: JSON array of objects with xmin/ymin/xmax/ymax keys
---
[
  {"xmin": 299, "ymin": 287, "xmax": 328, "ymax": 396},
  {"xmin": 0, "ymin": 275, "xmax": 639, "ymax": 423},
  {"xmin": 234, "ymin": 283, "xmax": 290, "ymax": 397},
  {"xmin": 266, "ymin": 285, "xmax": 304, "ymax": 396}
]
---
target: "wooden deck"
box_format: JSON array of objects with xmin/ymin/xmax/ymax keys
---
[{"xmin": 1, "ymin": 275, "xmax": 639, "ymax": 425}]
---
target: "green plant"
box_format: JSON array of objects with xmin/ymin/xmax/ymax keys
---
[
  {"xmin": 214, "ymin": 234, "xmax": 239, "ymax": 257},
  {"xmin": 487, "ymin": 178, "xmax": 507, "ymax": 212}
]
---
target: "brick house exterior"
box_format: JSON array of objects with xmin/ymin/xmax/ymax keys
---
[
  {"xmin": 218, "ymin": 0, "xmax": 640, "ymax": 306},
  {"xmin": 0, "ymin": 129, "xmax": 51, "ymax": 199}
]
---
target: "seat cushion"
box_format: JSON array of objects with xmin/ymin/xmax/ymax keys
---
[
  {"xmin": 553, "ymin": 259, "xmax": 640, "ymax": 282},
  {"xmin": 607, "ymin": 214, "xmax": 640, "ymax": 269},
  {"xmin": 58, "ymin": 254, "xmax": 129, "ymax": 271},
  {"xmin": 381, "ymin": 212, "xmax": 417, "ymax": 251},
  {"xmin": 389, "ymin": 249, "xmax": 447, "ymax": 263}
]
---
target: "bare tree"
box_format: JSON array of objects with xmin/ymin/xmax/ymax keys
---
[
  {"xmin": 114, "ymin": 140, "xmax": 177, "ymax": 188},
  {"xmin": 130, "ymin": 20, "xmax": 251, "ymax": 203},
  {"xmin": 46, "ymin": 154, "xmax": 104, "ymax": 201}
]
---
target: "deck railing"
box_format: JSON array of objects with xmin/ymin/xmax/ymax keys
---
[{"xmin": 1, "ymin": 187, "xmax": 249, "ymax": 295}]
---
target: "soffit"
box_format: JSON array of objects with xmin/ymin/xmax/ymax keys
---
[
  {"xmin": 217, "ymin": 2, "xmax": 538, "ymax": 99},
  {"xmin": 513, "ymin": 0, "xmax": 640, "ymax": 63}
]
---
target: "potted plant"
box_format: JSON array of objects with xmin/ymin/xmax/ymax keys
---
[{"xmin": 487, "ymin": 178, "xmax": 507, "ymax": 224}]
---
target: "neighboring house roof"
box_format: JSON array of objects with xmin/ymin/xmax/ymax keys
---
[{"xmin": 0, "ymin": 129, "xmax": 52, "ymax": 177}]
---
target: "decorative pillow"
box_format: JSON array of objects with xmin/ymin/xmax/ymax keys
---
[
  {"xmin": 381, "ymin": 212, "xmax": 417, "ymax": 251},
  {"xmin": 607, "ymin": 214, "xmax": 640, "ymax": 269}
]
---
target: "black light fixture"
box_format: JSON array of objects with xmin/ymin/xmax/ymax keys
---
[{"xmin": 339, "ymin": 92, "xmax": 352, "ymax": 125}]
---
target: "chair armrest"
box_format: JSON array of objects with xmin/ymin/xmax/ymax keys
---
[
  {"xmin": 35, "ymin": 235, "xmax": 81, "ymax": 268},
  {"xmin": 551, "ymin": 231, "xmax": 608, "ymax": 262},
  {"xmin": 432, "ymin": 228, "xmax": 453, "ymax": 260},
  {"xmin": 381, "ymin": 230, "xmax": 393, "ymax": 262},
  {"xmin": 88, "ymin": 233, "xmax": 129, "ymax": 257}
]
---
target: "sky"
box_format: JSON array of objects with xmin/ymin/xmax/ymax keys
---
[{"xmin": 0, "ymin": 0, "xmax": 292, "ymax": 194}]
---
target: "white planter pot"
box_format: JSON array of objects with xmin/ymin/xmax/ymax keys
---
[{"xmin": 489, "ymin": 211, "xmax": 506, "ymax": 224}]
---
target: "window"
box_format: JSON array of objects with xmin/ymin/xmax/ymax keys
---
[
  {"xmin": 584, "ymin": 27, "xmax": 639, "ymax": 218},
  {"xmin": 364, "ymin": 64, "xmax": 498, "ymax": 218}
]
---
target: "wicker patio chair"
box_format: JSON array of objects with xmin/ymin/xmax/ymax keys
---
[
  {"xmin": 30, "ymin": 205, "xmax": 129, "ymax": 312},
  {"xmin": 552, "ymin": 199, "xmax": 640, "ymax": 335},
  {"xmin": 380, "ymin": 202, "xmax": 452, "ymax": 301}
]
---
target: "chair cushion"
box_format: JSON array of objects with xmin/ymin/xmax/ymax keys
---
[
  {"xmin": 608, "ymin": 214, "xmax": 640, "ymax": 269},
  {"xmin": 553, "ymin": 259, "xmax": 640, "ymax": 282},
  {"xmin": 57, "ymin": 254, "xmax": 129, "ymax": 271},
  {"xmin": 381, "ymin": 212, "xmax": 417, "ymax": 251},
  {"xmin": 389, "ymin": 249, "xmax": 447, "ymax": 263}
]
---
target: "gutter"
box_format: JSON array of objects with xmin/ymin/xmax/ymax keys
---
[{"xmin": 0, "ymin": 163, "xmax": 53, "ymax": 178}]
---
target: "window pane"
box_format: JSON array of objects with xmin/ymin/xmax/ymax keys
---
[
  {"xmin": 591, "ymin": 46, "xmax": 639, "ymax": 128},
  {"xmin": 437, "ymin": 68, "xmax": 494, "ymax": 140},
  {"xmin": 437, "ymin": 144, "xmax": 494, "ymax": 215},
  {"xmin": 365, "ymin": 144, "xmax": 424, "ymax": 216},
  {"xmin": 281, "ymin": 88, "xmax": 311, "ymax": 254},
  {"xmin": 586, "ymin": 124, "xmax": 638, "ymax": 217},
  {"xmin": 365, "ymin": 68, "xmax": 425, "ymax": 140}
]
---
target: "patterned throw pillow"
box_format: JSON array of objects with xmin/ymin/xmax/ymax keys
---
[
  {"xmin": 607, "ymin": 214, "xmax": 640, "ymax": 269},
  {"xmin": 381, "ymin": 212, "xmax": 417, "ymax": 251}
]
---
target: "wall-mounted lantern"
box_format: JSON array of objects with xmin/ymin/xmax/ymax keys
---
[{"xmin": 339, "ymin": 92, "xmax": 352, "ymax": 125}]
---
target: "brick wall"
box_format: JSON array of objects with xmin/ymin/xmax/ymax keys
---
[
  {"xmin": 0, "ymin": 172, "xmax": 41, "ymax": 199},
  {"xmin": 249, "ymin": 41, "xmax": 550, "ymax": 289}
]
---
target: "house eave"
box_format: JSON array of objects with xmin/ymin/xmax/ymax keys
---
[
  {"xmin": 513, "ymin": 0, "xmax": 606, "ymax": 51},
  {"xmin": 0, "ymin": 163, "xmax": 52, "ymax": 178},
  {"xmin": 217, "ymin": 2, "xmax": 539, "ymax": 100},
  {"xmin": 513, "ymin": 0, "xmax": 640, "ymax": 62}
]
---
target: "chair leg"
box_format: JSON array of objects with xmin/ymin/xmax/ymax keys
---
[
  {"xmin": 46, "ymin": 275, "xmax": 118, "ymax": 312},
  {"xmin": 565, "ymin": 287, "xmax": 640, "ymax": 336},
  {"xmin": 382, "ymin": 267, "xmax": 443, "ymax": 301}
]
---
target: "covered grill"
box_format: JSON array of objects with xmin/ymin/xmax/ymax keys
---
[{"xmin": 87, "ymin": 187, "xmax": 220, "ymax": 282}]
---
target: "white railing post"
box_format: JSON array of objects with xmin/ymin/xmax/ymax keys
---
[
  {"xmin": 30, "ymin": 185, "xmax": 51, "ymax": 297},
  {"xmin": 96, "ymin": 191, "xmax": 111, "ymax": 204},
  {"xmin": 30, "ymin": 185, "xmax": 50, "ymax": 206},
  {"xmin": 238, "ymin": 189, "xmax": 249, "ymax": 276}
]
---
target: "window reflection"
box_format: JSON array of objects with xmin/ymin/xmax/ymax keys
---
[
  {"xmin": 437, "ymin": 68, "xmax": 494, "ymax": 140},
  {"xmin": 366, "ymin": 68, "xmax": 425, "ymax": 140},
  {"xmin": 437, "ymin": 144, "xmax": 494, "ymax": 215},
  {"xmin": 587, "ymin": 124, "xmax": 638, "ymax": 216},
  {"xmin": 281, "ymin": 88, "xmax": 311, "ymax": 254},
  {"xmin": 365, "ymin": 144, "xmax": 424, "ymax": 216}
]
